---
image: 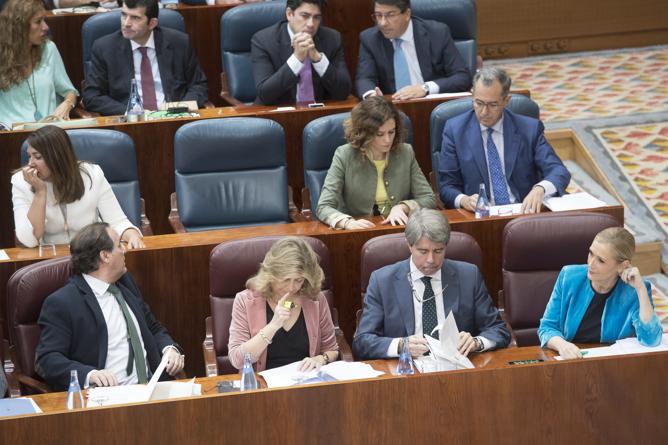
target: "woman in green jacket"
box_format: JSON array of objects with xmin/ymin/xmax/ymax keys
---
[{"xmin": 316, "ymin": 96, "xmax": 436, "ymax": 229}]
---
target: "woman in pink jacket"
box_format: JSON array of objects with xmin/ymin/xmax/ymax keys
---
[{"xmin": 228, "ymin": 237, "xmax": 339, "ymax": 372}]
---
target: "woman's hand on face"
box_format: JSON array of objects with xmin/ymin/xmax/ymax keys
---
[
  {"xmin": 123, "ymin": 229, "xmax": 145, "ymax": 249},
  {"xmin": 22, "ymin": 167, "xmax": 46, "ymax": 192},
  {"xmin": 344, "ymin": 218, "xmax": 375, "ymax": 230},
  {"xmin": 297, "ymin": 355, "xmax": 326, "ymax": 372},
  {"xmin": 620, "ymin": 266, "xmax": 643, "ymax": 289},
  {"xmin": 381, "ymin": 204, "xmax": 409, "ymax": 226},
  {"xmin": 267, "ymin": 292, "xmax": 292, "ymax": 330},
  {"xmin": 557, "ymin": 341, "xmax": 583, "ymax": 360}
]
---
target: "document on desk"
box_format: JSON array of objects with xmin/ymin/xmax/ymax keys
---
[
  {"xmin": 0, "ymin": 397, "xmax": 42, "ymax": 417},
  {"xmin": 489, "ymin": 203, "xmax": 523, "ymax": 217},
  {"xmin": 425, "ymin": 311, "xmax": 474, "ymax": 369},
  {"xmin": 555, "ymin": 333, "xmax": 668, "ymax": 360},
  {"xmin": 543, "ymin": 192, "xmax": 606, "ymax": 212},
  {"xmin": 259, "ymin": 361, "xmax": 384, "ymax": 388},
  {"xmin": 0, "ymin": 249, "xmax": 9, "ymax": 261}
]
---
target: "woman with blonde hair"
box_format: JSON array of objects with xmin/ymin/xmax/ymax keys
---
[
  {"xmin": 316, "ymin": 96, "xmax": 435, "ymax": 230},
  {"xmin": 228, "ymin": 237, "xmax": 339, "ymax": 371},
  {"xmin": 0, "ymin": 0, "xmax": 78, "ymax": 125},
  {"xmin": 538, "ymin": 227, "xmax": 662, "ymax": 359}
]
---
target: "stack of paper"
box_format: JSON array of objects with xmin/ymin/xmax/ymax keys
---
[
  {"xmin": 259, "ymin": 360, "xmax": 384, "ymax": 389},
  {"xmin": 543, "ymin": 192, "xmax": 606, "ymax": 212},
  {"xmin": 555, "ymin": 333, "xmax": 668, "ymax": 360},
  {"xmin": 424, "ymin": 312, "xmax": 474, "ymax": 370},
  {"xmin": 0, "ymin": 398, "xmax": 42, "ymax": 417}
]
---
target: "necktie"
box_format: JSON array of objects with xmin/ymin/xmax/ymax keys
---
[
  {"xmin": 297, "ymin": 56, "xmax": 315, "ymax": 103},
  {"xmin": 138, "ymin": 47, "xmax": 158, "ymax": 111},
  {"xmin": 421, "ymin": 276, "xmax": 438, "ymax": 340},
  {"xmin": 393, "ymin": 38, "xmax": 411, "ymax": 91},
  {"xmin": 108, "ymin": 284, "xmax": 148, "ymax": 384},
  {"xmin": 486, "ymin": 127, "xmax": 510, "ymax": 205}
]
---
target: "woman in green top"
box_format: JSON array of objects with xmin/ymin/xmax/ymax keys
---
[
  {"xmin": 0, "ymin": 0, "xmax": 78, "ymax": 127},
  {"xmin": 316, "ymin": 96, "xmax": 436, "ymax": 229}
]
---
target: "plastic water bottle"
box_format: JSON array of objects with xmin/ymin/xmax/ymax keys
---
[
  {"xmin": 239, "ymin": 352, "xmax": 258, "ymax": 391},
  {"xmin": 125, "ymin": 79, "xmax": 145, "ymax": 123},
  {"xmin": 396, "ymin": 337, "xmax": 414, "ymax": 375},
  {"xmin": 66, "ymin": 369, "xmax": 84, "ymax": 410},
  {"xmin": 474, "ymin": 183, "xmax": 490, "ymax": 219}
]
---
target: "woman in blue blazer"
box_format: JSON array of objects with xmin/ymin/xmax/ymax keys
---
[{"xmin": 538, "ymin": 227, "xmax": 662, "ymax": 359}]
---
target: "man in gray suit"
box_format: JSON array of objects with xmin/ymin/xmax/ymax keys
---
[{"xmin": 353, "ymin": 209, "xmax": 509, "ymax": 360}]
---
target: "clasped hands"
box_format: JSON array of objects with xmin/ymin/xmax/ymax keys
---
[
  {"xmin": 400, "ymin": 331, "xmax": 479, "ymax": 359},
  {"xmin": 292, "ymin": 32, "xmax": 322, "ymax": 63}
]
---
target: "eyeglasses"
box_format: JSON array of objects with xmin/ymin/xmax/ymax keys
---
[
  {"xmin": 406, "ymin": 272, "xmax": 448, "ymax": 304},
  {"xmin": 371, "ymin": 11, "xmax": 403, "ymax": 22},
  {"xmin": 473, "ymin": 99, "xmax": 504, "ymax": 110}
]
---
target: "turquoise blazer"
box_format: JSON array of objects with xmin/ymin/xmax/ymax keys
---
[{"xmin": 538, "ymin": 264, "xmax": 662, "ymax": 348}]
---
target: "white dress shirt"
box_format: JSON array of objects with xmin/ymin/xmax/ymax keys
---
[
  {"xmin": 130, "ymin": 32, "xmax": 166, "ymax": 109},
  {"xmin": 83, "ymin": 274, "xmax": 148, "ymax": 387},
  {"xmin": 286, "ymin": 25, "xmax": 330, "ymax": 101},
  {"xmin": 454, "ymin": 116, "xmax": 556, "ymax": 208}
]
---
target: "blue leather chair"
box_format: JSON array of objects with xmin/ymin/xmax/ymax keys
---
[
  {"xmin": 411, "ymin": 0, "xmax": 478, "ymax": 76},
  {"xmin": 171, "ymin": 117, "xmax": 291, "ymax": 232},
  {"xmin": 20, "ymin": 129, "xmax": 149, "ymax": 234},
  {"xmin": 81, "ymin": 9, "xmax": 185, "ymax": 79},
  {"xmin": 219, "ymin": 1, "xmax": 286, "ymax": 104},
  {"xmin": 301, "ymin": 111, "xmax": 414, "ymax": 218},
  {"xmin": 429, "ymin": 94, "xmax": 540, "ymax": 183}
]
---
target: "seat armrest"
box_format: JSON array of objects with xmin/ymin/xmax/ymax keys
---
[
  {"xmin": 219, "ymin": 72, "xmax": 244, "ymax": 106},
  {"xmin": 202, "ymin": 316, "xmax": 218, "ymax": 377},
  {"xmin": 497, "ymin": 290, "xmax": 518, "ymax": 348},
  {"xmin": 168, "ymin": 192, "xmax": 186, "ymax": 233},
  {"xmin": 300, "ymin": 187, "xmax": 313, "ymax": 220},
  {"xmin": 7, "ymin": 344, "xmax": 50, "ymax": 394},
  {"xmin": 288, "ymin": 186, "xmax": 306, "ymax": 222},
  {"xmin": 140, "ymin": 197, "xmax": 153, "ymax": 236},
  {"xmin": 428, "ymin": 171, "xmax": 445, "ymax": 209}
]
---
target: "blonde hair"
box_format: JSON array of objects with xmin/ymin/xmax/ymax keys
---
[
  {"xmin": 246, "ymin": 237, "xmax": 324, "ymax": 300},
  {"xmin": 594, "ymin": 227, "xmax": 635, "ymax": 263}
]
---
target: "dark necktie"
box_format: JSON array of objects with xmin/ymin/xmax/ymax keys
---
[
  {"xmin": 108, "ymin": 284, "xmax": 148, "ymax": 384},
  {"xmin": 421, "ymin": 276, "xmax": 438, "ymax": 339},
  {"xmin": 138, "ymin": 47, "xmax": 158, "ymax": 111},
  {"xmin": 297, "ymin": 56, "xmax": 315, "ymax": 103},
  {"xmin": 486, "ymin": 127, "xmax": 510, "ymax": 205}
]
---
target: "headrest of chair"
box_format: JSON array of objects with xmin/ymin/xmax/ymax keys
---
[
  {"xmin": 303, "ymin": 113, "xmax": 350, "ymax": 170},
  {"xmin": 220, "ymin": 1, "xmax": 287, "ymax": 52},
  {"xmin": 174, "ymin": 118, "xmax": 286, "ymax": 173},
  {"xmin": 503, "ymin": 211, "xmax": 620, "ymax": 271},
  {"xmin": 209, "ymin": 236, "xmax": 332, "ymax": 297},
  {"xmin": 410, "ymin": 0, "xmax": 476, "ymax": 39}
]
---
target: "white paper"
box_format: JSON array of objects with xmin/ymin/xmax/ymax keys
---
[
  {"xmin": 489, "ymin": 203, "xmax": 523, "ymax": 216},
  {"xmin": 413, "ymin": 356, "xmax": 459, "ymax": 373},
  {"xmin": 425, "ymin": 311, "xmax": 474, "ymax": 369},
  {"xmin": 259, "ymin": 360, "xmax": 384, "ymax": 388},
  {"xmin": 151, "ymin": 379, "xmax": 201, "ymax": 400},
  {"xmin": 543, "ymin": 192, "xmax": 606, "ymax": 212},
  {"xmin": 318, "ymin": 361, "xmax": 384, "ymax": 381},
  {"xmin": 0, "ymin": 250, "xmax": 9, "ymax": 261},
  {"xmin": 259, "ymin": 361, "xmax": 323, "ymax": 388},
  {"xmin": 272, "ymin": 107, "xmax": 296, "ymax": 112},
  {"xmin": 425, "ymin": 92, "xmax": 472, "ymax": 100},
  {"xmin": 555, "ymin": 334, "xmax": 668, "ymax": 360}
]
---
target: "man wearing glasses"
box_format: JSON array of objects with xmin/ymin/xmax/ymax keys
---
[
  {"xmin": 438, "ymin": 67, "xmax": 571, "ymax": 214},
  {"xmin": 251, "ymin": 0, "xmax": 351, "ymax": 105},
  {"xmin": 353, "ymin": 209, "xmax": 510, "ymax": 360},
  {"xmin": 356, "ymin": 0, "xmax": 471, "ymax": 100}
]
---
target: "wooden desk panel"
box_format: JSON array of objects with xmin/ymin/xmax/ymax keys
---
[
  {"xmin": 0, "ymin": 207, "xmax": 623, "ymax": 377},
  {"xmin": 2, "ymin": 349, "xmax": 666, "ymax": 444}
]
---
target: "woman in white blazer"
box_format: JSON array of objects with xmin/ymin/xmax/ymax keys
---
[{"xmin": 11, "ymin": 125, "xmax": 144, "ymax": 248}]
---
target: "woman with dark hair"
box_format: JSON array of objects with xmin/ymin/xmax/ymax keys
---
[
  {"xmin": 11, "ymin": 125, "xmax": 144, "ymax": 248},
  {"xmin": 316, "ymin": 96, "xmax": 435, "ymax": 230},
  {"xmin": 0, "ymin": 0, "xmax": 77, "ymax": 126}
]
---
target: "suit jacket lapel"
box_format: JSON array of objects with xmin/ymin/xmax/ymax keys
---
[
  {"xmin": 413, "ymin": 19, "xmax": 431, "ymax": 81},
  {"xmin": 467, "ymin": 113, "xmax": 490, "ymax": 190},
  {"xmin": 502, "ymin": 111, "xmax": 521, "ymax": 187},
  {"xmin": 119, "ymin": 35, "xmax": 134, "ymax": 99},
  {"xmin": 393, "ymin": 261, "xmax": 415, "ymax": 335},
  {"xmin": 74, "ymin": 275, "xmax": 108, "ymax": 369},
  {"xmin": 154, "ymin": 28, "xmax": 174, "ymax": 102},
  {"xmin": 440, "ymin": 261, "xmax": 460, "ymax": 322},
  {"xmin": 378, "ymin": 30, "xmax": 395, "ymax": 89}
]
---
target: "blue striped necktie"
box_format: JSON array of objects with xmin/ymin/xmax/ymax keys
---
[{"xmin": 486, "ymin": 127, "xmax": 510, "ymax": 205}]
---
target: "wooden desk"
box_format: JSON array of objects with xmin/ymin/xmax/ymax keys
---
[
  {"xmin": 0, "ymin": 92, "xmax": 485, "ymax": 245},
  {"xmin": 2, "ymin": 348, "xmax": 666, "ymax": 444},
  {"xmin": 0, "ymin": 206, "xmax": 623, "ymax": 377}
]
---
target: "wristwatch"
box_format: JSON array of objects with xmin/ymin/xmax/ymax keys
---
[
  {"xmin": 421, "ymin": 83, "xmax": 429, "ymax": 95},
  {"xmin": 474, "ymin": 337, "xmax": 484, "ymax": 352}
]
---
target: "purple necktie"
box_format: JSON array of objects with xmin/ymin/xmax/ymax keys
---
[
  {"xmin": 138, "ymin": 47, "xmax": 157, "ymax": 111},
  {"xmin": 297, "ymin": 56, "xmax": 315, "ymax": 103}
]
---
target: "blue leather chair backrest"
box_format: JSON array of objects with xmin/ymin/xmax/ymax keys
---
[
  {"xmin": 173, "ymin": 117, "xmax": 289, "ymax": 231},
  {"xmin": 411, "ymin": 0, "xmax": 477, "ymax": 76},
  {"xmin": 220, "ymin": 1, "xmax": 287, "ymax": 103},
  {"xmin": 302, "ymin": 111, "xmax": 414, "ymax": 210},
  {"xmin": 429, "ymin": 94, "xmax": 541, "ymax": 175},
  {"xmin": 20, "ymin": 129, "xmax": 142, "ymax": 228},
  {"xmin": 81, "ymin": 9, "xmax": 185, "ymax": 79}
]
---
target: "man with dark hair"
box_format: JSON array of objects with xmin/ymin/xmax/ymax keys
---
[
  {"xmin": 83, "ymin": 0, "xmax": 208, "ymax": 115},
  {"xmin": 35, "ymin": 222, "xmax": 184, "ymax": 391},
  {"xmin": 438, "ymin": 67, "xmax": 570, "ymax": 214},
  {"xmin": 251, "ymin": 0, "xmax": 351, "ymax": 105},
  {"xmin": 353, "ymin": 209, "xmax": 509, "ymax": 360},
  {"xmin": 356, "ymin": 0, "xmax": 471, "ymax": 100}
]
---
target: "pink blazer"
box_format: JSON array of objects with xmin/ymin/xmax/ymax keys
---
[{"xmin": 228, "ymin": 289, "xmax": 339, "ymax": 371}]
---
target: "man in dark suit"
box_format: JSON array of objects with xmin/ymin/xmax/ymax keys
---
[
  {"xmin": 438, "ymin": 67, "xmax": 571, "ymax": 213},
  {"xmin": 35, "ymin": 223, "xmax": 184, "ymax": 391},
  {"xmin": 83, "ymin": 0, "xmax": 208, "ymax": 116},
  {"xmin": 356, "ymin": 0, "xmax": 471, "ymax": 100},
  {"xmin": 353, "ymin": 209, "xmax": 509, "ymax": 360},
  {"xmin": 251, "ymin": 0, "xmax": 351, "ymax": 105}
]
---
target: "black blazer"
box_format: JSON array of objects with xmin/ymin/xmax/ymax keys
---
[
  {"xmin": 355, "ymin": 17, "xmax": 471, "ymax": 97},
  {"xmin": 251, "ymin": 21, "xmax": 351, "ymax": 105},
  {"xmin": 83, "ymin": 27, "xmax": 208, "ymax": 116},
  {"xmin": 35, "ymin": 273, "xmax": 179, "ymax": 391}
]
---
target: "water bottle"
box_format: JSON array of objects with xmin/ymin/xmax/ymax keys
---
[
  {"xmin": 239, "ymin": 352, "xmax": 258, "ymax": 391},
  {"xmin": 125, "ymin": 79, "xmax": 145, "ymax": 123},
  {"xmin": 474, "ymin": 183, "xmax": 490, "ymax": 219},
  {"xmin": 66, "ymin": 369, "xmax": 84, "ymax": 410},
  {"xmin": 396, "ymin": 337, "xmax": 414, "ymax": 375}
]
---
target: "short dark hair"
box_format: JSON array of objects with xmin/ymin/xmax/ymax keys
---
[
  {"xmin": 287, "ymin": 0, "xmax": 327, "ymax": 13},
  {"xmin": 375, "ymin": 0, "xmax": 410, "ymax": 13},
  {"xmin": 123, "ymin": 0, "xmax": 158, "ymax": 21},
  {"xmin": 70, "ymin": 223, "xmax": 114, "ymax": 275}
]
